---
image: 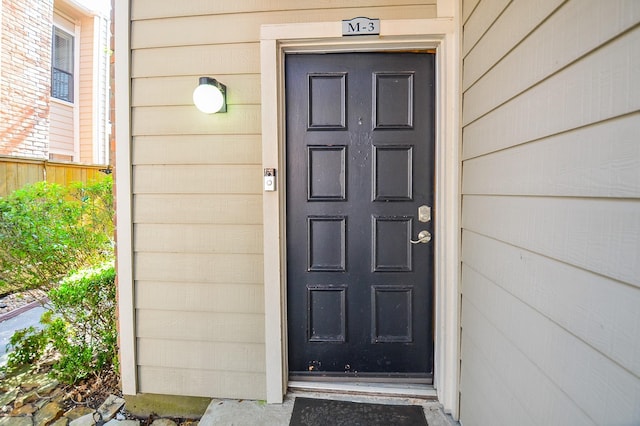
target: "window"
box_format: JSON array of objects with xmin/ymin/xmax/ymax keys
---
[{"xmin": 51, "ymin": 26, "xmax": 74, "ymax": 102}]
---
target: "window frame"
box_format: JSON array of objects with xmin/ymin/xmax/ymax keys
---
[{"xmin": 51, "ymin": 25, "xmax": 75, "ymax": 103}]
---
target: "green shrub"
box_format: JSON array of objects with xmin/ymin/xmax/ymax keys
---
[
  {"xmin": 0, "ymin": 176, "xmax": 113, "ymax": 292},
  {"xmin": 48, "ymin": 263, "xmax": 118, "ymax": 381},
  {"xmin": 70, "ymin": 176, "xmax": 114, "ymax": 242},
  {"xmin": 4, "ymin": 326, "xmax": 47, "ymax": 367},
  {"xmin": 4, "ymin": 263, "xmax": 118, "ymax": 383}
]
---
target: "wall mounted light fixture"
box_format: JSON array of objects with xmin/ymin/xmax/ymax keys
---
[{"xmin": 193, "ymin": 77, "xmax": 227, "ymax": 114}]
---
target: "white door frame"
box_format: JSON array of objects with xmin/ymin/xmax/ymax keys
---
[{"xmin": 260, "ymin": 18, "xmax": 461, "ymax": 417}]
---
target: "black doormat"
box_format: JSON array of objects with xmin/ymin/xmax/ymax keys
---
[{"xmin": 289, "ymin": 397, "xmax": 428, "ymax": 426}]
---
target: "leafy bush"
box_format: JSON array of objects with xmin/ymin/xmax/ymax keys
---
[
  {"xmin": 4, "ymin": 326, "xmax": 47, "ymax": 367},
  {"xmin": 48, "ymin": 263, "xmax": 118, "ymax": 381},
  {"xmin": 4, "ymin": 263, "xmax": 118, "ymax": 383},
  {"xmin": 0, "ymin": 176, "xmax": 113, "ymax": 292},
  {"xmin": 70, "ymin": 176, "xmax": 114, "ymax": 241}
]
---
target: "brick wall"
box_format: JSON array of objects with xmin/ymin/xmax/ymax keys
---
[{"xmin": 0, "ymin": 0, "xmax": 54, "ymax": 159}]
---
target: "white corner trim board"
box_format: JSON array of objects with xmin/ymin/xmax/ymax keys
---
[{"xmin": 114, "ymin": 0, "xmax": 136, "ymax": 396}]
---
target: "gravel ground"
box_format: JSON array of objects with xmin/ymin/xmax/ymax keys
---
[{"xmin": 0, "ymin": 289, "xmax": 47, "ymax": 316}]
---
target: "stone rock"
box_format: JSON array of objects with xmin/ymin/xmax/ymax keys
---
[
  {"xmin": 103, "ymin": 421, "xmax": 140, "ymax": 426},
  {"xmin": 3, "ymin": 369, "xmax": 31, "ymax": 389},
  {"xmin": 63, "ymin": 407, "xmax": 95, "ymax": 422},
  {"xmin": 33, "ymin": 402, "xmax": 63, "ymax": 426},
  {"xmin": 96, "ymin": 395, "xmax": 125, "ymax": 422},
  {"xmin": 20, "ymin": 383, "xmax": 39, "ymax": 392},
  {"xmin": 67, "ymin": 413, "xmax": 97, "ymax": 426},
  {"xmin": 34, "ymin": 399, "xmax": 50, "ymax": 410},
  {"xmin": 14, "ymin": 391, "xmax": 38, "ymax": 408},
  {"xmin": 36, "ymin": 380, "xmax": 59, "ymax": 396},
  {"xmin": 20, "ymin": 374, "xmax": 48, "ymax": 392},
  {"xmin": 50, "ymin": 419, "xmax": 68, "ymax": 426},
  {"xmin": 0, "ymin": 416, "xmax": 34, "ymax": 426},
  {"xmin": 11, "ymin": 403, "xmax": 38, "ymax": 416},
  {"xmin": 49, "ymin": 390, "xmax": 65, "ymax": 404},
  {"xmin": 0, "ymin": 387, "xmax": 19, "ymax": 407},
  {"xmin": 150, "ymin": 420, "xmax": 177, "ymax": 426}
]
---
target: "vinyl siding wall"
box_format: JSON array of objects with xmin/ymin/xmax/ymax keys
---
[
  {"xmin": 78, "ymin": 15, "xmax": 94, "ymax": 163},
  {"xmin": 49, "ymin": 100, "xmax": 75, "ymax": 158},
  {"xmin": 80, "ymin": 14, "xmax": 110, "ymax": 165},
  {"xmin": 130, "ymin": 0, "xmax": 438, "ymax": 400},
  {"xmin": 96, "ymin": 14, "xmax": 110, "ymax": 165},
  {"xmin": 459, "ymin": 1, "xmax": 640, "ymax": 425}
]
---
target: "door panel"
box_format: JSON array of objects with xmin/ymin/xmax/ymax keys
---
[{"xmin": 286, "ymin": 52, "xmax": 435, "ymax": 378}]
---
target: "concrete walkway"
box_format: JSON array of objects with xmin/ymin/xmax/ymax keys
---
[
  {"xmin": 199, "ymin": 391, "xmax": 459, "ymax": 426},
  {"xmin": 0, "ymin": 303, "xmax": 46, "ymax": 366}
]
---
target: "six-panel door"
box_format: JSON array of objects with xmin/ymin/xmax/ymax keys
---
[{"xmin": 286, "ymin": 52, "xmax": 435, "ymax": 378}]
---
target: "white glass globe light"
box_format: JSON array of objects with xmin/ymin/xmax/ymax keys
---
[{"xmin": 193, "ymin": 78, "xmax": 226, "ymax": 114}]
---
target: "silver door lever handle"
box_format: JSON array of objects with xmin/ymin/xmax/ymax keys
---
[{"xmin": 410, "ymin": 230, "xmax": 432, "ymax": 244}]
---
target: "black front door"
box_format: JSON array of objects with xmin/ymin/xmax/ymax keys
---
[{"xmin": 286, "ymin": 52, "xmax": 435, "ymax": 379}]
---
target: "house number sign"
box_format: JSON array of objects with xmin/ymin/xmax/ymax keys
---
[{"xmin": 342, "ymin": 17, "xmax": 380, "ymax": 36}]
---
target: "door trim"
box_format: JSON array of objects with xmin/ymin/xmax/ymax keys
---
[{"xmin": 260, "ymin": 18, "xmax": 461, "ymax": 418}]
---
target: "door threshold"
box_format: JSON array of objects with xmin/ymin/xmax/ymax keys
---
[{"xmin": 288, "ymin": 380, "xmax": 437, "ymax": 400}]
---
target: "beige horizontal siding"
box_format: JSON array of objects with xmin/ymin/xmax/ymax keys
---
[
  {"xmin": 462, "ymin": 195, "xmax": 640, "ymax": 287},
  {"xmin": 131, "ymin": 0, "xmax": 436, "ymax": 20},
  {"xmin": 136, "ymin": 281, "xmax": 264, "ymax": 314},
  {"xmin": 461, "ymin": 297, "xmax": 598, "ymax": 426},
  {"xmin": 132, "ymin": 43, "xmax": 260, "ymax": 78},
  {"xmin": 463, "ymin": 0, "xmax": 640, "ymax": 125},
  {"xmin": 463, "ymin": 231, "xmax": 640, "ymax": 379},
  {"xmin": 460, "ymin": 0, "xmax": 640, "ymax": 423},
  {"xmin": 137, "ymin": 339, "xmax": 266, "ymax": 372},
  {"xmin": 462, "ymin": 0, "xmax": 564, "ymax": 88},
  {"xmin": 136, "ymin": 310, "xmax": 264, "ymax": 343},
  {"xmin": 463, "ymin": 266, "xmax": 640, "ymax": 425},
  {"xmin": 132, "ymin": 105, "xmax": 261, "ymax": 136},
  {"xmin": 463, "ymin": 25, "xmax": 640, "ymax": 160},
  {"xmin": 461, "ymin": 0, "xmax": 510, "ymax": 56},
  {"xmin": 132, "ymin": 6, "xmax": 437, "ymax": 48},
  {"xmin": 135, "ymin": 253, "xmax": 264, "ymax": 284},
  {"xmin": 49, "ymin": 128, "xmax": 74, "ymax": 140},
  {"xmin": 132, "ymin": 135, "xmax": 262, "ymax": 165},
  {"xmin": 459, "ymin": 333, "xmax": 536, "ymax": 426},
  {"xmin": 462, "ymin": 113, "xmax": 640, "ymax": 198},
  {"xmin": 137, "ymin": 366, "xmax": 265, "ymax": 400},
  {"xmin": 462, "ymin": 0, "xmax": 481, "ymax": 24},
  {"xmin": 134, "ymin": 224, "xmax": 263, "ymax": 254},
  {"xmin": 49, "ymin": 102, "xmax": 74, "ymax": 155},
  {"xmin": 79, "ymin": 16, "xmax": 94, "ymax": 164},
  {"xmin": 51, "ymin": 101, "xmax": 75, "ymax": 119},
  {"xmin": 133, "ymin": 194, "xmax": 263, "ymax": 225},
  {"xmin": 133, "ymin": 165, "xmax": 262, "ymax": 194}
]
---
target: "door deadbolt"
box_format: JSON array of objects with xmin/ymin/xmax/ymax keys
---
[{"xmin": 418, "ymin": 205, "xmax": 431, "ymax": 223}]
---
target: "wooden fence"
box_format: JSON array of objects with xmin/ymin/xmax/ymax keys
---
[{"xmin": 0, "ymin": 155, "xmax": 109, "ymax": 197}]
